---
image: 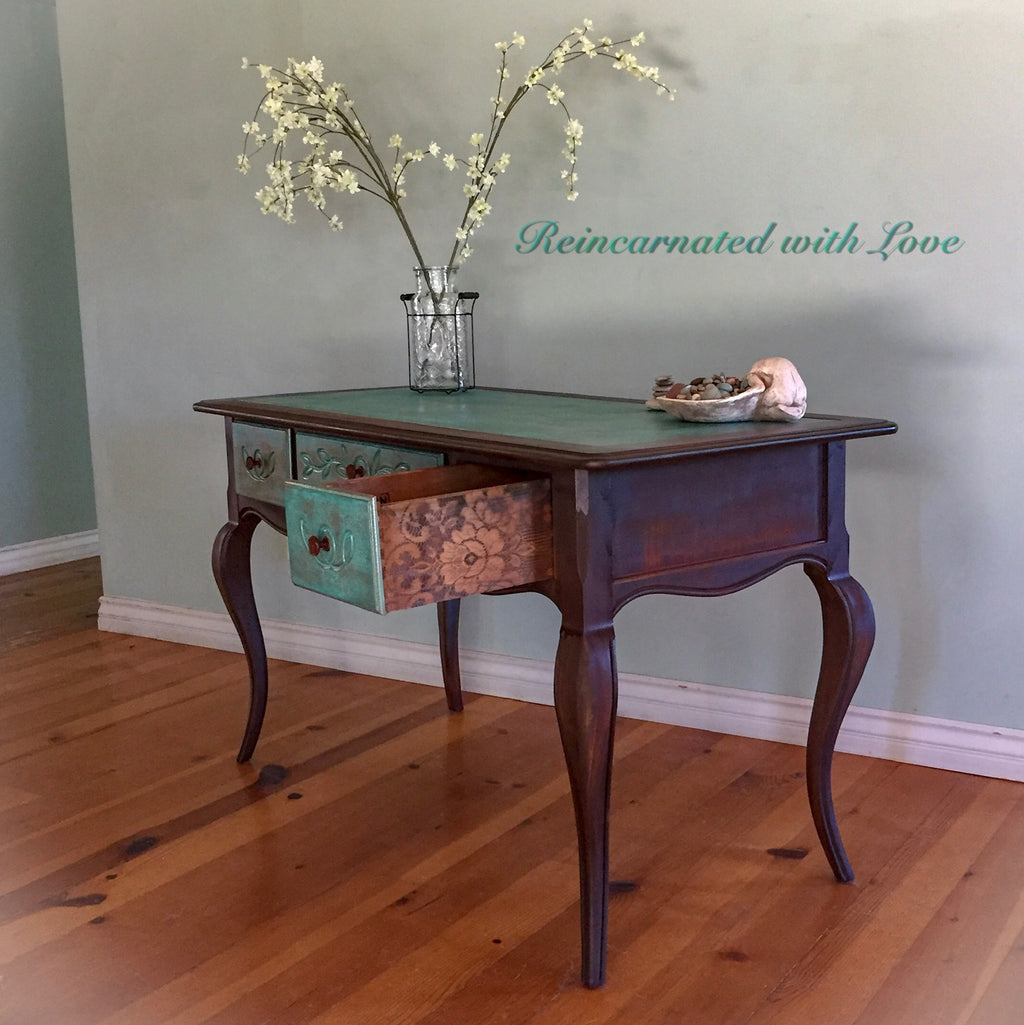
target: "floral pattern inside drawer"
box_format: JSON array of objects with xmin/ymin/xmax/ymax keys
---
[
  {"xmin": 233, "ymin": 422, "xmax": 288, "ymax": 503},
  {"xmin": 294, "ymin": 432, "xmax": 442, "ymax": 482}
]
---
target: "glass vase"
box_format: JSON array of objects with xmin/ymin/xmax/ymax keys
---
[{"xmin": 402, "ymin": 266, "xmax": 477, "ymax": 392}]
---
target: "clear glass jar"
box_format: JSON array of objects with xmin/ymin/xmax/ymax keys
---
[{"xmin": 403, "ymin": 266, "xmax": 476, "ymax": 392}]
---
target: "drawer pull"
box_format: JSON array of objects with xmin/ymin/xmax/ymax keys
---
[
  {"xmin": 307, "ymin": 534, "xmax": 331, "ymax": 556},
  {"xmin": 302, "ymin": 521, "xmax": 355, "ymax": 570}
]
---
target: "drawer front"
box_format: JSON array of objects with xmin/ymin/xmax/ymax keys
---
[
  {"xmin": 285, "ymin": 481, "xmax": 386, "ymax": 612},
  {"xmin": 294, "ymin": 432, "xmax": 442, "ymax": 483},
  {"xmin": 284, "ymin": 466, "xmax": 552, "ymax": 614},
  {"xmin": 233, "ymin": 422, "xmax": 289, "ymax": 504}
]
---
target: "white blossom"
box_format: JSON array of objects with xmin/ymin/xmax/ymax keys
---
[{"xmin": 236, "ymin": 22, "xmax": 674, "ymax": 268}]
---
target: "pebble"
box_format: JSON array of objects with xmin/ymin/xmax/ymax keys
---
[{"xmin": 651, "ymin": 372, "xmax": 753, "ymax": 402}]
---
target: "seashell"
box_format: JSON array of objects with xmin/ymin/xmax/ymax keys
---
[{"xmin": 747, "ymin": 357, "xmax": 807, "ymax": 421}]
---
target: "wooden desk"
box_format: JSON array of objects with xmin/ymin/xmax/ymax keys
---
[{"xmin": 194, "ymin": 387, "xmax": 896, "ymax": 987}]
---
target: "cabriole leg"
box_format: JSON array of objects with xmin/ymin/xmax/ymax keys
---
[
  {"xmin": 437, "ymin": 598, "xmax": 464, "ymax": 712},
  {"xmin": 212, "ymin": 513, "xmax": 268, "ymax": 763},
  {"xmin": 553, "ymin": 620, "xmax": 618, "ymax": 988},
  {"xmin": 803, "ymin": 563, "xmax": 876, "ymax": 882}
]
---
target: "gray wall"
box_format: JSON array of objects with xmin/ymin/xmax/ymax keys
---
[
  {"xmin": 55, "ymin": 1, "xmax": 1024, "ymax": 731},
  {"xmin": 0, "ymin": 0, "xmax": 95, "ymax": 550}
]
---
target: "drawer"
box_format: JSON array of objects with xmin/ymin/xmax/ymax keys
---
[
  {"xmin": 232, "ymin": 422, "xmax": 288, "ymax": 503},
  {"xmin": 294, "ymin": 432, "xmax": 442, "ymax": 482},
  {"xmin": 284, "ymin": 465, "xmax": 552, "ymax": 614}
]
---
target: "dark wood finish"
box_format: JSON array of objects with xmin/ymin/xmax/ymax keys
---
[
  {"xmin": 437, "ymin": 599, "xmax": 464, "ymax": 712},
  {"xmin": 211, "ymin": 513, "xmax": 268, "ymax": 764},
  {"xmin": 195, "ymin": 387, "xmax": 896, "ymax": 986}
]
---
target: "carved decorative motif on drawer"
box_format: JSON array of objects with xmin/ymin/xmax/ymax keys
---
[
  {"xmin": 299, "ymin": 520, "xmax": 356, "ymax": 568},
  {"xmin": 298, "ymin": 445, "xmax": 414, "ymax": 481},
  {"xmin": 241, "ymin": 446, "xmax": 276, "ymax": 482},
  {"xmin": 233, "ymin": 422, "xmax": 288, "ymax": 503}
]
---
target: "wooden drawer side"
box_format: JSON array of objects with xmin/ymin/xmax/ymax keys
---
[{"xmin": 377, "ymin": 476, "xmax": 552, "ymax": 611}]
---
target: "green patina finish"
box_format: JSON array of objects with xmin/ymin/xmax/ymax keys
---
[
  {"xmin": 232, "ymin": 422, "xmax": 288, "ymax": 504},
  {"xmin": 284, "ymin": 481, "xmax": 386, "ymax": 613},
  {"xmin": 245, "ymin": 388, "xmax": 766, "ymax": 453},
  {"xmin": 294, "ymin": 431, "xmax": 443, "ymax": 481}
]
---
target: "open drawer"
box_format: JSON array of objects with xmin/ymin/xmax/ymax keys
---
[{"xmin": 284, "ymin": 464, "xmax": 552, "ymax": 613}]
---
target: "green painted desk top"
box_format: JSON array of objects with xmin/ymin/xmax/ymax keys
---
[{"xmin": 195, "ymin": 388, "xmax": 895, "ymax": 469}]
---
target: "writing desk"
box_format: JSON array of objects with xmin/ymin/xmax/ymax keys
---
[{"xmin": 194, "ymin": 387, "xmax": 896, "ymax": 988}]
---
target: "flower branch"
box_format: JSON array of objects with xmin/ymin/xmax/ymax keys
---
[{"xmin": 237, "ymin": 20, "xmax": 674, "ymax": 275}]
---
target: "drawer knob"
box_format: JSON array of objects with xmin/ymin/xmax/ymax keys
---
[{"xmin": 307, "ymin": 534, "xmax": 332, "ymax": 557}]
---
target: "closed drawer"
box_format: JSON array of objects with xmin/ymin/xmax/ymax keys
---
[
  {"xmin": 233, "ymin": 422, "xmax": 288, "ymax": 503},
  {"xmin": 294, "ymin": 432, "xmax": 442, "ymax": 482},
  {"xmin": 284, "ymin": 465, "xmax": 552, "ymax": 614}
]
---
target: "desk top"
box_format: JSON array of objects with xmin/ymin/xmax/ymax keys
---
[{"xmin": 195, "ymin": 388, "xmax": 896, "ymax": 469}]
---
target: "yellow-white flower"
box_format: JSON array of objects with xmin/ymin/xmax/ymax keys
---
[{"xmin": 237, "ymin": 21, "xmax": 674, "ymax": 269}]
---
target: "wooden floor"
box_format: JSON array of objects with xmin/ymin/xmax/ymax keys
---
[{"xmin": 2, "ymin": 559, "xmax": 1023, "ymax": 1024}]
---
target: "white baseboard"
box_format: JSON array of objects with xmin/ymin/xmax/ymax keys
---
[
  {"xmin": 97, "ymin": 595, "xmax": 1024, "ymax": 783},
  {"xmin": 0, "ymin": 530, "xmax": 100, "ymax": 577}
]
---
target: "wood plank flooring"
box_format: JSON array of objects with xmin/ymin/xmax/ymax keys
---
[{"xmin": 1, "ymin": 558, "xmax": 1023, "ymax": 1023}]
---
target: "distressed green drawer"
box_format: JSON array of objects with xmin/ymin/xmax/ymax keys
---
[
  {"xmin": 233, "ymin": 422, "xmax": 288, "ymax": 504},
  {"xmin": 294, "ymin": 432, "xmax": 442, "ymax": 483},
  {"xmin": 284, "ymin": 464, "xmax": 552, "ymax": 614}
]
